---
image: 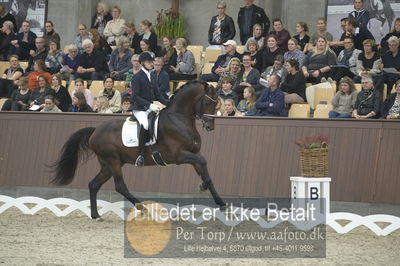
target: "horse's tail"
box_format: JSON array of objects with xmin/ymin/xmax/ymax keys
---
[{"xmin": 50, "ymin": 127, "xmax": 96, "ymax": 186}]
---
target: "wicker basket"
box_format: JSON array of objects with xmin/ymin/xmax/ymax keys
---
[{"xmin": 299, "ymin": 148, "xmax": 328, "ymax": 177}]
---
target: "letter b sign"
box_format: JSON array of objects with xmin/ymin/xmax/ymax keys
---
[{"xmin": 310, "ymin": 187, "xmax": 319, "ymax": 200}]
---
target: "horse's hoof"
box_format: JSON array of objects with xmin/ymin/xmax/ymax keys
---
[
  {"xmin": 198, "ymin": 182, "xmax": 207, "ymax": 192},
  {"xmin": 135, "ymin": 203, "xmax": 148, "ymax": 215}
]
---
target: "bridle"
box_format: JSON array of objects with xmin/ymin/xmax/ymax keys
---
[{"xmin": 195, "ymin": 91, "xmax": 218, "ymax": 128}]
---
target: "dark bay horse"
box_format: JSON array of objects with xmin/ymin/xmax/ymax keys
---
[{"xmin": 51, "ymin": 80, "xmax": 226, "ymax": 219}]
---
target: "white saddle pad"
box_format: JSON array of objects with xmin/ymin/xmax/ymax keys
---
[{"xmin": 121, "ymin": 117, "xmax": 159, "ymax": 147}]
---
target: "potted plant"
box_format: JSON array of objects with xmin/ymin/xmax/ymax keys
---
[
  {"xmin": 295, "ymin": 135, "xmax": 329, "ymax": 177},
  {"xmin": 154, "ymin": 8, "xmax": 185, "ymax": 39}
]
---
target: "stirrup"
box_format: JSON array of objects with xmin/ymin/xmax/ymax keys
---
[{"xmin": 135, "ymin": 155, "xmax": 144, "ymax": 167}]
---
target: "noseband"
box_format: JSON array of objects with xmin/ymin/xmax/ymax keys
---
[{"xmin": 195, "ymin": 92, "xmax": 218, "ymax": 127}]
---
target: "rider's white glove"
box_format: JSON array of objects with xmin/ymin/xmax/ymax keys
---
[{"xmin": 149, "ymin": 103, "xmax": 161, "ymax": 112}]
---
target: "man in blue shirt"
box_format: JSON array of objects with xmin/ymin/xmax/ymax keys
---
[
  {"xmin": 348, "ymin": 0, "xmax": 370, "ymax": 29},
  {"xmin": 255, "ymin": 74, "xmax": 287, "ymax": 117}
]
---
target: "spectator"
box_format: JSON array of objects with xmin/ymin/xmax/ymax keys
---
[
  {"xmin": 302, "ymin": 36, "xmax": 337, "ymax": 84},
  {"xmin": 169, "ymin": 38, "xmax": 197, "ymax": 81},
  {"xmin": 77, "ymin": 39, "xmax": 109, "ymax": 81},
  {"xmin": 237, "ymin": 86, "xmax": 257, "ymax": 115},
  {"xmin": 353, "ymin": 74, "xmax": 382, "ymax": 119},
  {"xmin": 284, "ymin": 38, "xmax": 306, "ymax": 67},
  {"xmin": 103, "ymin": 6, "xmax": 126, "ymax": 45},
  {"xmin": 382, "ymin": 36, "xmax": 400, "ymax": 97},
  {"xmin": 255, "ymin": 74, "xmax": 287, "ymax": 116},
  {"xmin": 138, "ymin": 39, "xmax": 155, "ymax": 57},
  {"xmin": 262, "ymin": 54, "xmax": 287, "ymax": 82},
  {"xmin": 26, "ymin": 37, "xmax": 48, "ymax": 73},
  {"xmin": 261, "ymin": 35, "xmax": 284, "ymax": 72},
  {"xmin": 115, "ymin": 96, "xmax": 132, "ymax": 114},
  {"xmin": 71, "ymin": 78, "xmax": 94, "ymax": 108},
  {"xmin": 90, "ymin": 2, "xmax": 112, "ymax": 36},
  {"xmin": 28, "ymin": 75, "xmax": 52, "ymax": 110},
  {"xmin": 269, "ymin": 18, "xmax": 291, "ymax": 51},
  {"xmin": 217, "ymin": 76, "xmax": 238, "ymax": 105},
  {"xmin": 0, "ymin": 4, "xmax": 17, "ymax": 30},
  {"xmin": 27, "ymin": 59, "xmax": 51, "ymax": 90},
  {"xmin": 151, "ymin": 57, "xmax": 170, "ymax": 97},
  {"xmin": 236, "ymin": 54, "xmax": 262, "ymax": 101},
  {"xmin": 40, "ymin": 95, "xmax": 62, "ymax": 113},
  {"xmin": 0, "ymin": 20, "xmax": 15, "ymax": 60},
  {"xmin": 346, "ymin": 17, "xmax": 374, "ymax": 50},
  {"xmin": 93, "ymin": 95, "xmax": 113, "ymax": 113},
  {"xmin": 161, "ymin": 37, "xmax": 178, "ymax": 74},
  {"xmin": 45, "ymin": 40, "xmax": 64, "ymax": 74},
  {"xmin": 223, "ymin": 98, "xmax": 239, "ymax": 116},
  {"xmin": 75, "ymin": 24, "xmax": 89, "ymax": 54},
  {"xmin": 9, "ymin": 20, "xmax": 36, "ymax": 61},
  {"xmin": 43, "ymin": 21, "xmax": 60, "ymax": 49},
  {"xmin": 293, "ymin": 22, "xmax": 310, "ymax": 53},
  {"xmin": 208, "ymin": 0, "xmax": 236, "ymax": 45},
  {"xmin": 329, "ymin": 77, "xmax": 358, "ymax": 118},
  {"xmin": 381, "ymin": 18, "xmax": 400, "ymax": 51},
  {"xmin": 280, "ymin": 59, "xmax": 306, "ymax": 104},
  {"xmin": 88, "ymin": 29, "xmax": 112, "ymax": 56},
  {"xmin": 1, "ymin": 77, "xmax": 31, "ymax": 111},
  {"xmin": 123, "ymin": 22, "xmax": 141, "ymax": 54},
  {"xmin": 96, "ymin": 76, "xmax": 121, "ymax": 113},
  {"xmin": 330, "ymin": 18, "xmax": 349, "ymax": 55},
  {"xmin": 124, "ymin": 54, "xmax": 141, "ymax": 95},
  {"xmin": 69, "ymin": 91, "xmax": 93, "ymax": 112},
  {"xmin": 138, "ymin": 20, "xmax": 157, "ymax": 54},
  {"xmin": 348, "ymin": 0, "xmax": 370, "ymax": 29},
  {"xmin": 216, "ymin": 57, "xmax": 243, "ymax": 90},
  {"xmin": 237, "ymin": 0, "xmax": 270, "ymax": 45},
  {"xmin": 245, "ymin": 39, "xmax": 262, "ymax": 71},
  {"xmin": 60, "ymin": 44, "xmax": 81, "ymax": 82},
  {"xmin": 244, "ymin": 24, "xmax": 265, "ymax": 52},
  {"xmin": 381, "ymin": 80, "xmax": 400, "ymax": 119},
  {"xmin": 215, "ymin": 96, "xmax": 225, "ymax": 116},
  {"xmin": 0, "ymin": 55, "xmax": 23, "ymax": 98},
  {"xmin": 307, "ymin": 18, "xmax": 333, "ymax": 51},
  {"xmin": 109, "ymin": 36, "xmax": 133, "ymax": 80},
  {"xmin": 50, "ymin": 74, "xmax": 71, "ymax": 112}
]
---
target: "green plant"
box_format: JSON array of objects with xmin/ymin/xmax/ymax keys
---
[
  {"xmin": 295, "ymin": 135, "xmax": 329, "ymax": 149},
  {"xmin": 155, "ymin": 8, "xmax": 185, "ymax": 39}
]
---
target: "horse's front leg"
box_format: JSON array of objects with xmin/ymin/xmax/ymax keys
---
[{"xmin": 177, "ymin": 151, "xmax": 226, "ymax": 208}]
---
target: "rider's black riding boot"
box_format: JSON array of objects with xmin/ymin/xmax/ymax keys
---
[{"xmin": 135, "ymin": 126, "xmax": 147, "ymax": 167}]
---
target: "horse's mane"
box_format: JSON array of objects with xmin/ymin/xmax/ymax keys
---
[{"xmin": 168, "ymin": 80, "xmax": 209, "ymax": 106}]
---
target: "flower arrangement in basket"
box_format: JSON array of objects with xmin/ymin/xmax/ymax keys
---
[
  {"xmin": 295, "ymin": 135, "xmax": 329, "ymax": 177},
  {"xmin": 155, "ymin": 8, "xmax": 185, "ymax": 39}
]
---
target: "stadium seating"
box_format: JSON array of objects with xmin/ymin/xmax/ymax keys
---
[
  {"xmin": 187, "ymin": 45, "xmax": 203, "ymax": 65},
  {"xmin": 313, "ymin": 104, "xmax": 333, "ymax": 118},
  {"xmin": 288, "ymin": 104, "xmax": 310, "ymax": 118},
  {"xmin": 203, "ymin": 49, "xmax": 222, "ymax": 63}
]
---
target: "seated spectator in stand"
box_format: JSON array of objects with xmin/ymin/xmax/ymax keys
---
[
  {"xmin": 382, "ymin": 36, "xmax": 400, "ymax": 97},
  {"xmin": 348, "ymin": 0, "xmax": 370, "ymax": 29},
  {"xmin": 330, "ymin": 36, "xmax": 362, "ymax": 84},
  {"xmin": 151, "ymin": 57, "xmax": 170, "ymax": 97},
  {"xmin": 255, "ymin": 74, "xmax": 287, "ymax": 116},
  {"xmin": 353, "ymin": 39, "xmax": 383, "ymax": 92},
  {"xmin": 0, "ymin": 4, "xmax": 17, "ymax": 30},
  {"xmin": 60, "ymin": 44, "xmax": 81, "ymax": 82},
  {"xmin": 293, "ymin": 22, "xmax": 310, "ymax": 53},
  {"xmin": 69, "ymin": 91, "xmax": 93, "ymax": 112},
  {"xmin": 71, "ymin": 78, "xmax": 93, "ymax": 108},
  {"xmin": 138, "ymin": 39, "xmax": 155, "ymax": 58},
  {"xmin": 43, "ymin": 21, "xmax": 60, "ymax": 48},
  {"xmin": 269, "ymin": 18, "xmax": 291, "ymax": 51},
  {"xmin": 91, "ymin": 2, "xmax": 112, "ymax": 36},
  {"xmin": 0, "ymin": 55, "xmax": 23, "ymax": 98},
  {"xmin": 115, "ymin": 96, "xmax": 132, "ymax": 114},
  {"xmin": 1, "ymin": 77, "xmax": 31, "ymax": 111},
  {"xmin": 123, "ymin": 22, "xmax": 141, "ymax": 54},
  {"xmin": 40, "ymin": 95, "xmax": 62, "ymax": 113},
  {"xmin": 237, "ymin": 86, "xmax": 257, "ymax": 115},
  {"xmin": 109, "ymin": 36, "xmax": 133, "ymax": 80},
  {"xmin": 346, "ymin": 18, "xmax": 374, "ymax": 50},
  {"xmin": 245, "ymin": 39, "xmax": 262, "ymax": 72},
  {"xmin": 200, "ymin": 40, "xmax": 241, "ymax": 82},
  {"xmin": 0, "ymin": 20, "xmax": 15, "ymax": 60},
  {"xmin": 27, "ymin": 37, "xmax": 48, "ymax": 73},
  {"xmin": 9, "ymin": 20, "xmax": 37, "ymax": 61},
  {"xmin": 88, "ymin": 29, "xmax": 112, "ymax": 56},
  {"xmin": 138, "ymin": 20, "xmax": 157, "ymax": 54},
  {"xmin": 75, "ymin": 24, "xmax": 89, "ymax": 54},
  {"xmin": 215, "ymin": 96, "xmax": 225, "ymax": 116},
  {"xmin": 168, "ymin": 38, "xmax": 197, "ymax": 81},
  {"xmin": 222, "ymin": 98, "xmax": 239, "ymax": 116},
  {"xmin": 382, "ymin": 80, "xmax": 400, "ymax": 119},
  {"xmin": 244, "ymin": 24, "xmax": 265, "ymax": 52},
  {"xmin": 123, "ymin": 54, "xmax": 141, "ymax": 96},
  {"xmin": 329, "ymin": 77, "xmax": 358, "ymax": 118},
  {"xmin": 208, "ymin": 1, "xmax": 236, "ymax": 45},
  {"xmin": 353, "ymin": 75, "xmax": 382, "ymax": 119},
  {"xmin": 329, "ymin": 18, "xmax": 348, "ymax": 55},
  {"xmin": 306, "ymin": 18, "xmax": 333, "ymax": 51},
  {"xmin": 27, "ymin": 59, "xmax": 51, "ymax": 90},
  {"xmin": 97, "ymin": 76, "xmax": 121, "ymax": 113},
  {"xmin": 45, "ymin": 40, "xmax": 64, "ymax": 74},
  {"xmin": 161, "ymin": 37, "xmax": 177, "ymax": 74},
  {"xmin": 217, "ymin": 76, "xmax": 238, "ymax": 105},
  {"xmin": 103, "ymin": 6, "xmax": 126, "ymax": 45},
  {"xmin": 236, "ymin": 54, "xmax": 262, "ymax": 101},
  {"xmin": 50, "ymin": 74, "xmax": 71, "ymax": 112},
  {"xmin": 76, "ymin": 39, "xmax": 109, "ymax": 81},
  {"xmin": 28, "ymin": 75, "xmax": 53, "ymax": 110},
  {"xmin": 216, "ymin": 57, "xmax": 243, "ymax": 90},
  {"xmin": 281, "ymin": 59, "xmax": 306, "ymax": 104},
  {"xmin": 302, "ymin": 36, "xmax": 337, "ymax": 84},
  {"xmin": 381, "ymin": 18, "xmax": 400, "ymax": 52},
  {"xmin": 284, "ymin": 38, "xmax": 306, "ymax": 67},
  {"xmin": 261, "ymin": 35, "xmax": 284, "ymax": 72},
  {"xmin": 93, "ymin": 95, "xmax": 112, "ymax": 113},
  {"xmin": 262, "ymin": 55, "xmax": 287, "ymax": 82}
]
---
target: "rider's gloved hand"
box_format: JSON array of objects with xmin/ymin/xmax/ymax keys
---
[{"xmin": 149, "ymin": 104, "xmax": 161, "ymax": 112}]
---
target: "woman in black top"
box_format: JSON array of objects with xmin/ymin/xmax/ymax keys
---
[
  {"xmin": 381, "ymin": 18, "xmax": 400, "ymax": 51},
  {"xmin": 261, "ymin": 35, "xmax": 284, "ymax": 72},
  {"xmin": 293, "ymin": 22, "xmax": 310, "ymax": 53},
  {"xmin": 123, "ymin": 22, "xmax": 141, "ymax": 54},
  {"xmin": 88, "ymin": 29, "xmax": 112, "ymax": 56},
  {"xmin": 29, "ymin": 75, "xmax": 53, "ymax": 111},
  {"xmin": 353, "ymin": 75, "xmax": 382, "ymax": 119},
  {"xmin": 90, "ymin": 2, "xmax": 112, "ymax": 36},
  {"xmin": 138, "ymin": 20, "xmax": 158, "ymax": 54},
  {"xmin": 0, "ymin": 20, "xmax": 15, "ymax": 60},
  {"xmin": 208, "ymin": 1, "xmax": 235, "ymax": 45},
  {"xmin": 281, "ymin": 59, "xmax": 306, "ymax": 104},
  {"xmin": 69, "ymin": 91, "xmax": 93, "ymax": 112},
  {"xmin": 50, "ymin": 74, "xmax": 72, "ymax": 112},
  {"xmin": 1, "ymin": 77, "xmax": 31, "ymax": 111},
  {"xmin": 381, "ymin": 79, "xmax": 400, "ymax": 119},
  {"xmin": 161, "ymin": 37, "xmax": 177, "ymax": 73},
  {"xmin": 0, "ymin": 55, "xmax": 23, "ymax": 98}
]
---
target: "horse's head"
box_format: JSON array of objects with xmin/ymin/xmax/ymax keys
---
[{"xmin": 195, "ymin": 82, "xmax": 218, "ymax": 131}]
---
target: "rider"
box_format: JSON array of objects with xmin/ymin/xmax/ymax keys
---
[{"xmin": 131, "ymin": 52, "xmax": 169, "ymax": 166}]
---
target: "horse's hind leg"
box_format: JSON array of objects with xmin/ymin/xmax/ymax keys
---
[{"xmin": 88, "ymin": 161, "xmax": 112, "ymax": 219}]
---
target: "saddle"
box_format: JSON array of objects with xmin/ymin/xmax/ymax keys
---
[{"xmin": 129, "ymin": 111, "xmax": 158, "ymax": 143}]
